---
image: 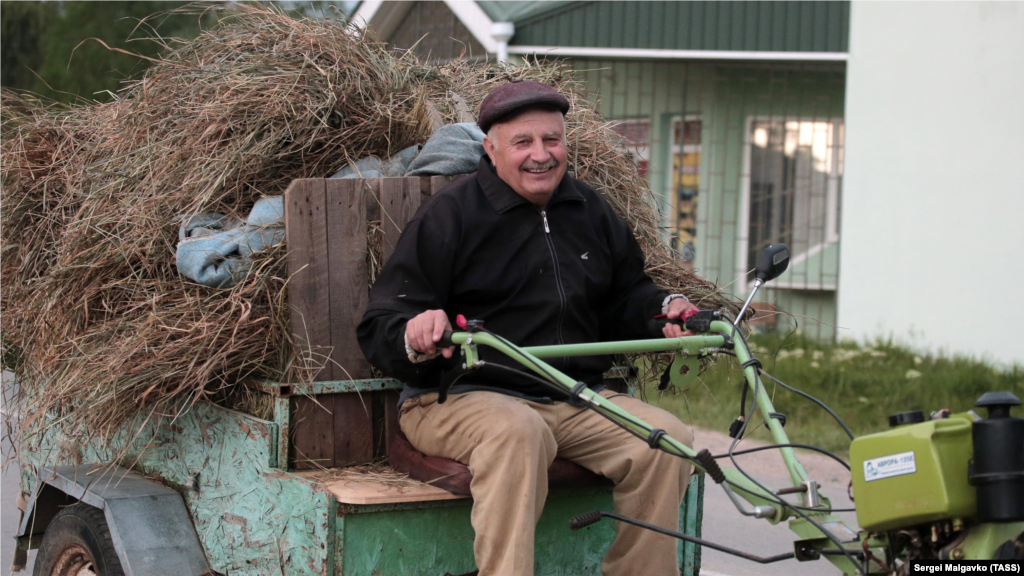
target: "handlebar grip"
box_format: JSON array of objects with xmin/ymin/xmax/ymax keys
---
[
  {"xmin": 647, "ymin": 318, "xmax": 684, "ymax": 336},
  {"xmin": 438, "ymin": 330, "xmax": 455, "ymax": 348}
]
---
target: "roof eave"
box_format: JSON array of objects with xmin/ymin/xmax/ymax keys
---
[{"xmin": 508, "ymin": 46, "xmax": 849, "ymax": 62}]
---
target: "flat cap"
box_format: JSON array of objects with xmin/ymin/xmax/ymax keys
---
[{"xmin": 477, "ymin": 80, "xmax": 570, "ymax": 133}]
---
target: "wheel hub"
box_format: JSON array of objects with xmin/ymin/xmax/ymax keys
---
[{"xmin": 48, "ymin": 544, "xmax": 98, "ymax": 576}]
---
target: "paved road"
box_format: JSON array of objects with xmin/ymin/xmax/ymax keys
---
[
  {"xmin": 688, "ymin": 424, "xmax": 858, "ymax": 576},
  {"xmin": 698, "ymin": 471, "xmax": 857, "ymax": 576}
]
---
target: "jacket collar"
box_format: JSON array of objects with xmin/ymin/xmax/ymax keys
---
[{"xmin": 476, "ymin": 156, "xmax": 584, "ymax": 214}]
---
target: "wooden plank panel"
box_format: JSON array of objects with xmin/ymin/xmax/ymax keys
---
[
  {"xmin": 382, "ymin": 389, "xmax": 401, "ymax": 460},
  {"xmin": 380, "ymin": 177, "xmax": 423, "ymax": 263},
  {"xmin": 285, "ymin": 179, "xmax": 332, "ymax": 381},
  {"xmin": 319, "ymin": 476, "xmax": 467, "ymax": 505},
  {"xmin": 430, "ymin": 175, "xmax": 460, "ymax": 196},
  {"xmin": 333, "ymin": 393, "xmax": 374, "ymax": 466},
  {"xmin": 372, "ymin": 390, "xmax": 386, "ymax": 458},
  {"xmin": 289, "ymin": 395, "xmax": 336, "ymax": 470},
  {"xmin": 325, "ymin": 178, "xmax": 372, "ymax": 381}
]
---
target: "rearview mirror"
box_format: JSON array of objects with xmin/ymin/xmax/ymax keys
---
[{"xmin": 755, "ymin": 244, "xmax": 790, "ymax": 283}]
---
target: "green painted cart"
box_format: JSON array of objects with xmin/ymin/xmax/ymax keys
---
[{"xmin": 13, "ymin": 176, "xmax": 704, "ymax": 576}]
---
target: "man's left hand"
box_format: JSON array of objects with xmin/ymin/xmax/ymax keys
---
[{"xmin": 662, "ymin": 298, "xmax": 698, "ymax": 338}]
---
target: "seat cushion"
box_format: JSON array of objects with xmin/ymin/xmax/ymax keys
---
[{"xmin": 390, "ymin": 431, "xmax": 612, "ymax": 496}]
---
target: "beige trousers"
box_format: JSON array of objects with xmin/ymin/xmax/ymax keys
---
[{"xmin": 399, "ymin": 389, "xmax": 694, "ymax": 576}]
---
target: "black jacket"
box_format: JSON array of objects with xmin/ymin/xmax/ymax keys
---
[{"xmin": 357, "ymin": 156, "xmax": 668, "ymax": 401}]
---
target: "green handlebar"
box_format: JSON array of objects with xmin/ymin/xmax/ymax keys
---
[{"xmin": 443, "ymin": 326, "xmax": 791, "ymax": 521}]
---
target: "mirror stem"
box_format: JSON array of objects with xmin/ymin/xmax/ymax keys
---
[{"xmin": 734, "ymin": 279, "xmax": 764, "ymax": 327}]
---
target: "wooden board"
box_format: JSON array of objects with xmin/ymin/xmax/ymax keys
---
[
  {"xmin": 285, "ymin": 175, "xmax": 464, "ymax": 381},
  {"xmin": 320, "ymin": 476, "xmax": 468, "ymax": 505},
  {"xmin": 289, "ymin": 391, "xmax": 380, "ymax": 470},
  {"xmin": 289, "ymin": 395, "xmax": 336, "ymax": 470},
  {"xmin": 380, "ymin": 177, "xmax": 423, "ymax": 263},
  {"xmin": 284, "ymin": 176, "xmax": 469, "ymax": 470},
  {"xmin": 325, "ymin": 178, "xmax": 371, "ymax": 381},
  {"xmin": 284, "ymin": 179, "xmax": 332, "ymax": 380},
  {"xmin": 332, "ymin": 392, "xmax": 374, "ymax": 466},
  {"xmin": 430, "ymin": 174, "xmax": 462, "ymax": 196},
  {"xmin": 382, "ymin": 389, "xmax": 401, "ymax": 460}
]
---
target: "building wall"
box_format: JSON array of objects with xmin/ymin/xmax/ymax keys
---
[
  {"xmin": 840, "ymin": 2, "xmax": 1024, "ymax": 363},
  {"xmin": 573, "ymin": 59, "xmax": 845, "ymax": 338},
  {"xmin": 387, "ymin": 2, "xmax": 487, "ymax": 62}
]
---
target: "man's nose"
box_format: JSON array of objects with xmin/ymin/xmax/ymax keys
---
[{"xmin": 528, "ymin": 140, "xmax": 550, "ymax": 162}]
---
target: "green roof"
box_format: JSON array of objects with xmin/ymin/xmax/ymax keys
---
[
  {"xmin": 476, "ymin": 2, "xmax": 576, "ymax": 24},
  {"xmin": 508, "ymin": 1, "xmax": 850, "ymax": 53}
]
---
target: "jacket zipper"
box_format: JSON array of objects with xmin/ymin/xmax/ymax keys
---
[{"xmin": 539, "ymin": 209, "xmax": 567, "ymax": 345}]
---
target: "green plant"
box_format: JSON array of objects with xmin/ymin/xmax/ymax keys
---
[
  {"xmin": 0, "ymin": 1, "xmax": 60, "ymax": 91},
  {"xmin": 32, "ymin": 0, "xmax": 201, "ymax": 100}
]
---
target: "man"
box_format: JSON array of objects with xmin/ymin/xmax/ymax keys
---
[{"xmin": 357, "ymin": 80, "xmax": 696, "ymax": 576}]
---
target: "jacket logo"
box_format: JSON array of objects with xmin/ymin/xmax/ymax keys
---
[{"xmin": 581, "ymin": 252, "xmax": 589, "ymax": 260}]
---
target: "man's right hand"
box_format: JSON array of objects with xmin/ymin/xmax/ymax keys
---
[{"xmin": 406, "ymin": 309, "xmax": 454, "ymax": 359}]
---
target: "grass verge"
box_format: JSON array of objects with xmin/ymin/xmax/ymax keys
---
[{"xmin": 646, "ymin": 333, "xmax": 1024, "ymax": 457}]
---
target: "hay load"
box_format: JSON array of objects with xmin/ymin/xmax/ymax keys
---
[{"xmin": 0, "ymin": 5, "xmax": 737, "ymax": 455}]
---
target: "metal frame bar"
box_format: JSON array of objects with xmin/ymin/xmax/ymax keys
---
[{"xmin": 249, "ymin": 378, "xmax": 404, "ymax": 397}]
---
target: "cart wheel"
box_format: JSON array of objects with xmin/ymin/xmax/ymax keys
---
[{"xmin": 33, "ymin": 504, "xmax": 125, "ymax": 576}]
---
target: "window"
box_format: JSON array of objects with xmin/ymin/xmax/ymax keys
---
[
  {"xmin": 742, "ymin": 118, "xmax": 842, "ymax": 290},
  {"xmin": 609, "ymin": 118, "xmax": 651, "ymax": 179},
  {"xmin": 671, "ymin": 117, "xmax": 702, "ymax": 266}
]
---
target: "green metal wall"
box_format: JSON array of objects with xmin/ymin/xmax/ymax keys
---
[
  {"xmin": 573, "ymin": 59, "xmax": 846, "ymax": 339},
  {"xmin": 512, "ymin": 1, "xmax": 850, "ymax": 53}
]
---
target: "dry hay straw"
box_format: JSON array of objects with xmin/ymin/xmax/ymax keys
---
[{"xmin": 1, "ymin": 4, "xmax": 737, "ymax": 460}]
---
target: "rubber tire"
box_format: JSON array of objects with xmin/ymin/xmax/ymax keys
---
[{"xmin": 33, "ymin": 504, "xmax": 125, "ymax": 576}]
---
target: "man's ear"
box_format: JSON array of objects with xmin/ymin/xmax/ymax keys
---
[{"xmin": 482, "ymin": 135, "xmax": 498, "ymax": 164}]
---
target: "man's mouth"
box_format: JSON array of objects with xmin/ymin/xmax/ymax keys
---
[{"xmin": 522, "ymin": 162, "xmax": 557, "ymax": 174}]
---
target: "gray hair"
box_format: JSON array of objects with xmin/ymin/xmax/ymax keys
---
[{"xmin": 486, "ymin": 125, "xmax": 500, "ymax": 152}]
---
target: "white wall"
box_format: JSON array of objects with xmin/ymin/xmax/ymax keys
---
[{"xmin": 839, "ymin": 2, "xmax": 1024, "ymax": 364}]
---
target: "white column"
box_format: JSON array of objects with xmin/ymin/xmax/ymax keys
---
[{"xmin": 490, "ymin": 22, "xmax": 515, "ymax": 63}]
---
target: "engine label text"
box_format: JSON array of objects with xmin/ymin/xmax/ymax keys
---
[{"xmin": 863, "ymin": 450, "xmax": 916, "ymax": 482}]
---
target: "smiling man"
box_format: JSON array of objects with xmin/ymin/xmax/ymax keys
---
[{"xmin": 358, "ymin": 80, "xmax": 696, "ymax": 576}]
